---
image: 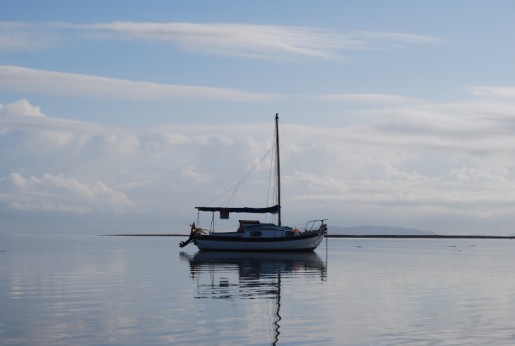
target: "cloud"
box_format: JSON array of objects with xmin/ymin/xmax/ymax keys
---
[
  {"xmin": 3, "ymin": 172, "xmax": 134, "ymax": 213},
  {"xmin": 0, "ymin": 66, "xmax": 416, "ymax": 107},
  {"xmin": 0, "ymin": 99, "xmax": 104, "ymax": 149},
  {"xmin": 0, "ymin": 99, "xmax": 45, "ymax": 117},
  {"xmin": 0, "ymin": 22, "xmax": 54, "ymax": 52},
  {"xmin": 292, "ymin": 163, "xmax": 515, "ymax": 220},
  {"xmin": 1, "ymin": 93, "xmax": 515, "ymax": 234},
  {"xmin": 321, "ymin": 93, "xmax": 417, "ymax": 103},
  {"xmin": 277, "ymin": 88, "xmax": 515, "ymax": 227},
  {"xmin": 180, "ymin": 164, "xmax": 213, "ymax": 183},
  {"xmin": 470, "ymin": 86, "xmax": 515, "ymax": 98},
  {"xmin": 81, "ymin": 22, "xmax": 440, "ymax": 60},
  {"xmin": 352, "ymin": 31, "xmax": 440, "ymax": 44},
  {"xmin": 0, "ymin": 65, "xmax": 431, "ymax": 104},
  {"xmin": 82, "ymin": 21, "xmax": 363, "ymax": 60},
  {"xmin": 1, "ymin": 21, "xmax": 439, "ymax": 60},
  {"xmin": 0, "ymin": 65, "xmax": 275, "ymax": 101},
  {"xmin": 343, "ymin": 89, "xmax": 515, "ymax": 159}
]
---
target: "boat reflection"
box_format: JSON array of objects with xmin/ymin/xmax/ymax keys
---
[
  {"xmin": 180, "ymin": 251, "xmax": 327, "ymax": 298},
  {"xmin": 179, "ymin": 251, "xmax": 327, "ymax": 345}
]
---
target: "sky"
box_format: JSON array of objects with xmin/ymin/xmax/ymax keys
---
[{"xmin": 1, "ymin": 0, "xmax": 514, "ymax": 235}]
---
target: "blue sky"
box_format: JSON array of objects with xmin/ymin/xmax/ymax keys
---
[{"xmin": 1, "ymin": 1, "xmax": 514, "ymax": 235}]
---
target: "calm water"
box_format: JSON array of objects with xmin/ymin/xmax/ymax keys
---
[{"xmin": 1, "ymin": 235, "xmax": 515, "ymax": 345}]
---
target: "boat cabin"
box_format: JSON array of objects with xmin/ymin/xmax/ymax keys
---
[{"xmin": 238, "ymin": 220, "xmax": 260, "ymax": 232}]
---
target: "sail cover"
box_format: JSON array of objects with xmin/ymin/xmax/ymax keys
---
[{"xmin": 195, "ymin": 205, "xmax": 280, "ymax": 214}]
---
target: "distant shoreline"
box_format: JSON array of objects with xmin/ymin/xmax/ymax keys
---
[
  {"xmin": 102, "ymin": 234, "xmax": 514, "ymax": 239},
  {"xmin": 327, "ymin": 234, "xmax": 514, "ymax": 239}
]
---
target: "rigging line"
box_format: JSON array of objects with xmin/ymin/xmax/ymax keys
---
[
  {"xmin": 225, "ymin": 144, "xmax": 275, "ymax": 208},
  {"xmin": 201, "ymin": 145, "xmax": 275, "ymax": 207},
  {"xmin": 281, "ymin": 124, "xmax": 319, "ymax": 219},
  {"xmin": 266, "ymin": 125, "xmax": 277, "ymax": 223}
]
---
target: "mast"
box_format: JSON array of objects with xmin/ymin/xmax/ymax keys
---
[{"xmin": 275, "ymin": 113, "xmax": 281, "ymax": 226}]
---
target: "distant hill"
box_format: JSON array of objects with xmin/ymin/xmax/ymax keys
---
[{"xmin": 329, "ymin": 225, "xmax": 436, "ymax": 236}]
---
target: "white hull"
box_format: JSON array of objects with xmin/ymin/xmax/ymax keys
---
[{"xmin": 194, "ymin": 232, "xmax": 325, "ymax": 252}]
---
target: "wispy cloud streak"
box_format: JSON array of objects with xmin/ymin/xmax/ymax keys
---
[
  {"xmin": 0, "ymin": 65, "xmax": 426, "ymax": 103},
  {"xmin": 81, "ymin": 21, "xmax": 363, "ymax": 60},
  {"xmin": 0, "ymin": 65, "xmax": 275, "ymax": 101},
  {"xmin": 0, "ymin": 21, "xmax": 440, "ymax": 60},
  {"xmin": 0, "ymin": 22, "xmax": 54, "ymax": 52}
]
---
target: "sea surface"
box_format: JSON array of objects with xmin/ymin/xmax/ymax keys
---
[{"xmin": 1, "ymin": 234, "xmax": 514, "ymax": 345}]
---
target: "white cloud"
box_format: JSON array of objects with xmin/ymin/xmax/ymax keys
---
[
  {"xmin": 1, "ymin": 21, "xmax": 439, "ymax": 60},
  {"xmin": 470, "ymin": 86, "xmax": 515, "ymax": 98},
  {"xmin": 0, "ymin": 22, "xmax": 53, "ymax": 52},
  {"xmin": 1, "ymin": 91, "xmax": 515, "ymax": 234},
  {"xmin": 352, "ymin": 31, "xmax": 441, "ymax": 44},
  {"xmin": 0, "ymin": 65, "xmax": 430, "ymax": 105},
  {"xmin": 295, "ymin": 163, "xmax": 515, "ymax": 220},
  {"xmin": 0, "ymin": 65, "xmax": 275, "ymax": 101},
  {"xmin": 0, "ymin": 99, "xmax": 45, "ymax": 117},
  {"xmin": 105, "ymin": 134, "xmax": 141, "ymax": 155},
  {"xmin": 180, "ymin": 165, "xmax": 213, "ymax": 183},
  {"xmin": 321, "ymin": 93, "xmax": 417, "ymax": 103},
  {"xmin": 82, "ymin": 22, "xmax": 440, "ymax": 60},
  {"xmin": 447, "ymin": 166, "xmax": 509, "ymax": 183},
  {"xmin": 82, "ymin": 21, "xmax": 363, "ymax": 60},
  {"xmin": 4, "ymin": 172, "xmax": 134, "ymax": 213},
  {"xmin": 345, "ymin": 91, "xmax": 515, "ymax": 159},
  {"xmin": 0, "ymin": 99, "xmax": 104, "ymax": 150}
]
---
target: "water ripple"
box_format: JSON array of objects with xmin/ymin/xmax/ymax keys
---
[{"xmin": 1, "ymin": 235, "xmax": 515, "ymax": 345}]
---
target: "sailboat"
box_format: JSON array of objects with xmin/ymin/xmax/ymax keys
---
[{"xmin": 179, "ymin": 114, "xmax": 327, "ymax": 251}]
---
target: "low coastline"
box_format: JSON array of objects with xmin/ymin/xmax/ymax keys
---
[{"xmin": 103, "ymin": 234, "xmax": 514, "ymax": 239}]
